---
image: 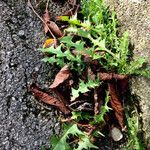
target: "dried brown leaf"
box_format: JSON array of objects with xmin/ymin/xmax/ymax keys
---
[
  {"xmin": 30, "ymin": 84, "xmax": 70, "ymax": 114},
  {"xmin": 117, "ymin": 78, "xmax": 129, "ymax": 94},
  {"xmin": 108, "ymin": 82, "xmax": 125, "ymax": 129},
  {"xmin": 42, "ymin": 10, "xmax": 51, "ymax": 34},
  {"xmin": 42, "ymin": 10, "xmax": 63, "ymax": 37},
  {"xmin": 94, "ymin": 89, "xmax": 99, "ymax": 115},
  {"xmin": 87, "ymin": 67, "xmax": 95, "ymax": 81},
  {"xmin": 94, "ymin": 86, "xmax": 103, "ymax": 116},
  {"xmin": 50, "ymin": 65, "xmax": 70, "ymax": 89},
  {"xmin": 53, "ymin": 89, "xmax": 69, "ymax": 106},
  {"xmin": 99, "ymin": 73, "xmax": 127, "ymax": 81},
  {"xmin": 113, "ymin": 74, "xmax": 128, "ymax": 80},
  {"xmin": 43, "ymin": 38, "xmax": 57, "ymax": 48},
  {"xmin": 48, "ymin": 21, "xmax": 63, "ymax": 37},
  {"xmin": 43, "ymin": 10, "xmax": 51, "ymax": 23}
]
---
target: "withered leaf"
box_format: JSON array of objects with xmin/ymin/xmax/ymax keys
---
[
  {"xmin": 117, "ymin": 78, "xmax": 129, "ymax": 94},
  {"xmin": 94, "ymin": 89, "xmax": 99, "ymax": 115},
  {"xmin": 108, "ymin": 82, "xmax": 125, "ymax": 129},
  {"xmin": 87, "ymin": 67, "xmax": 95, "ymax": 80},
  {"xmin": 42, "ymin": 10, "xmax": 63, "ymax": 37},
  {"xmin": 48, "ymin": 21, "xmax": 63, "ymax": 37},
  {"xmin": 50, "ymin": 65, "xmax": 70, "ymax": 89},
  {"xmin": 53, "ymin": 89, "xmax": 69, "ymax": 106},
  {"xmin": 42, "ymin": 10, "xmax": 51, "ymax": 34},
  {"xmin": 99, "ymin": 73, "xmax": 127, "ymax": 81},
  {"xmin": 43, "ymin": 38, "xmax": 57, "ymax": 48},
  {"xmin": 43, "ymin": 10, "xmax": 51, "ymax": 22},
  {"xmin": 30, "ymin": 84, "xmax": 70, "ymax": 114}
]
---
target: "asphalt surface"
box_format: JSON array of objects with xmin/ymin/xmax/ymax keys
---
[{"xmin": 0, "ymin": 1, "xmax": 61, "ymax": 149}]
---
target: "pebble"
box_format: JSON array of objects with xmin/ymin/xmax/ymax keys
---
[
  {"xmin": 110, "ymin": 127, "xmax": 123, "ymax": 142},
  {"xmin": 18, "ymin": 30, "xmax": 25, "ymax": 39}
]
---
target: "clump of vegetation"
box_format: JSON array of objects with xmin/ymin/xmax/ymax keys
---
[
  {"xmin": 122, "ymin": 94, "xmax": 144, "ymax": 150},
  {"xmin": 29, "ymin": 0, "xmax": 150, "ymax": 149}
]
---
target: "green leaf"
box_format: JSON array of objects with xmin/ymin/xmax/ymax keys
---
[
  {"xmin": 65, "ymin": 26, "xmax": 78, "ymax": 33},
  {"xmin": 71, "ymin": 79, "xmax": 100, "ymax": 101},
  {"xmin": 41, "ymin": 145, "xmax": 46, "ymax": 150},
  {"xmin": 42, "ymin": 57, "xmax": 65, "ymax": 67},
  {"xmin": 71, "ymin": 111, "xmax": 93, "ymax": 121},
  {"xmin": 51, "ymin": 124, "xmax": 98, "ymax": 150},
  {"xmin": 125, "ymin": 106, "xmax": 144, "ymax": 150},
  {"xmin": 59, "ymin": 16, "xmax": 69, "ymax": 21},
  {"xmin": 117, "ymin": 32, "xmax": 129, "ymax": 68},
  {"xmin": 99, "ymin": 39, "xmax": 106, "ymax": 50},
  {"xmin": 60, "ymin": 36, "xmax": 74, "ymax": 48},
  {"xmin": 134, "ymin": 68, "xmax": 150, "ymax": 78},
  {"xmin": 56, "ymin": 59, "xmax": 65, "ymax": 67},
  {"xmin": 93, "ymin": 53, "xmax": 102, "ymax": 60},
  {"xmin": 51, "ymin": 135, "xmax": 62, "ymax": 150},
  {"xmin": 64, "ymin": 50, "xmax": 76, "ymax": 61},
  {"xmin": 75, "ymin": 41, "xmax": 85, "ymax": 51},
  {"xmin": 74, "ymin": 136, "xmax": 98, "ymax": 150},
  {"xmin": 71, "ymin": 112, "xmax": 82, "ymax": 120},
  {"xmin": 51, "ymin": 124, "xmax": 84, "ymax": 150},
  {"xmin": 42, "ymin": 57, "xmax": 57, "ymax": 64},
  {"xmin": 77, "ymin": 28, "xmax": 90, "ymax": 38},
  {"xmin": 71, "ymin": 88, "xmax": 81, "ymax": 101},
  {"xmin": 40, "ymin": 45, "xmax": 65, "ymax": 58},
  {"xmin": 123, "ymin": 58, "xmax": 146, "ymax": 75},
  {"xmin": 68, "ymin": 13, "xmax": 80, "ymax": 25}
]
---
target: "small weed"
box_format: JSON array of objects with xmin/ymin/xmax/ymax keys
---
[
  {"xmin": 124, "ymin": 112, "xmax": 144, "ymax": 150},
  {"xmin": 122, "ymin": 94, "xmax": 144, "ymax": 150},
  {"xmin": 31, "ymin": 0, "xmax": 150, "ymax": 149}
]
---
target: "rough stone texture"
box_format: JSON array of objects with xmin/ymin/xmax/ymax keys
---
[
  {"xmin": 105, "ymin": 0, "xmax": 150, "ymax": 148},
  {"xmin": 0, "ymin": 1, "xmax": 61, "ymax": 149}
]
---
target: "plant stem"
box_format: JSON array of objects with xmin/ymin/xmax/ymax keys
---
[
  {"xmin": 46, "ymin": 0, "xmax": 50, "ymax": 11},
  {"xmin": 28, "ymin": 0, "xmax": 56, "ymax": 40}
]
